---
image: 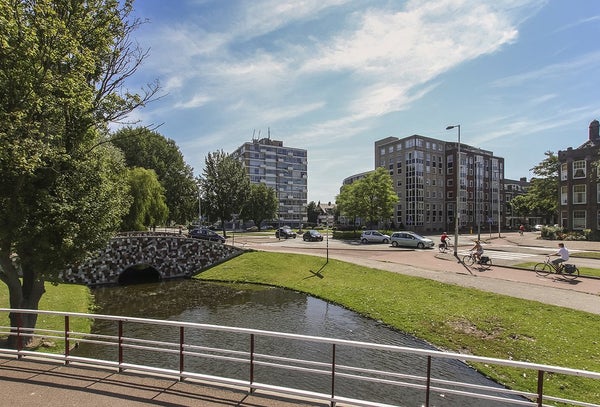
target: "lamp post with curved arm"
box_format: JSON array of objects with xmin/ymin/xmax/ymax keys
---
[{"xmin": 446, "ymin": 125, "xmax": 461, "ymax": 258}]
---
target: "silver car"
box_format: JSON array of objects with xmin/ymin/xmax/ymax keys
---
[
  {"xmin": 390, "ymin": 231, "xmax": 434, "ymax": 249},
  {"xmin": 360, "ymin": 230, "xmax": 390, "ymax": 244}
]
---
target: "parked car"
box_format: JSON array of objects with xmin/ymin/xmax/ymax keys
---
[
  {"xmin": 275, "ymin": 227, "xmax": 297, "ymax": 239},
  {"xmin": 189, "ymin": 228, "xmax": 226, "ymax": 243},
  {"xmin": 360, "ymin": 230, "xmax": 390, "ymax": 244},
  {"xmin": 302, "ymin": 230, "xmax": 323, "ymax": 242},
  {"xmin": 534, "ymin": 224, "xmax": 544, "ymax": 231},
  {"xmin": 390, "ymin": 231, "xmax": 434, "ymax": 249}
]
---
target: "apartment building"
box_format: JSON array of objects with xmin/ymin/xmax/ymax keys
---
[
  {"xmin": 374, "ymin": 135, "xmax": 504, "ymax": 234},
  {"xmin": 503, "ymin": 177, "xmax": 530, "ymax": 229},
  {"xmin": 234, "ymin": 136, "xmax": 307, "ymax": 228},
  {"xmin": 557, "ymin": 120, "xmax": 600, "ymax": 231}
]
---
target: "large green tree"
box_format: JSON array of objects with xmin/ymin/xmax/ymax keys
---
[
  {"xmin": 111, "ymin": 127, "xmax": 197, "ymax": 225},
  {"xmin": 241, "ymin": 183, "xmax": 278, "ymax": 230},
  {"xmin": 0, "ymin": 0, "xmax": 157, "ymax": 339},
  {"xmin": 509, "ymin": 151, "xmax": 559, "ymax": 225},
  {"xmin": 200, "ymin": 151, "xmax": 250, "ymax": 237},
  {"xmin": 121, "ymin": 168, "xmax": 168, "ymax": 231},
  {"xmin": 336, "ymin": 168, "xmax": 398, "ymax": 228}
]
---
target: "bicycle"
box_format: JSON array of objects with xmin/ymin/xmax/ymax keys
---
[
  {"xmin": 534, "ymin": 256, "xmax": 579, "ymax": 280},
  {"xmin": 462, "ymin": 251, "xmax": 492, "ymax": 270},
  {"xmin": 438, "ymin": 239, "xmax": 452, "ymax": 253}
]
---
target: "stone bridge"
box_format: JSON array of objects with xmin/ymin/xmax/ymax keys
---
[{"xmin": 60, "ymin": 232, "xmax": 244, "ymax": 286}]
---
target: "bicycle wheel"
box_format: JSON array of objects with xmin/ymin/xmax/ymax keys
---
[
  {"xmin": 438, "ymin": 244, "xmax": 447, "ymax": 253},
  {"xmin": 562, "ymin": 265, "xmax": 579, "ymax": 280},
  {"xmin": 462, "ymin": 255, "xmax": 475, "ymax": 266},
  {"xmin": 534, "ymin": 263, "xmax": 552, "ymax": 277},
  {"xmin": 480, "ymin": 258, "xmax": 492, "ymax": 270}
]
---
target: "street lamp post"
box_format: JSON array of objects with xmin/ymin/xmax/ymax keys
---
[
  {"xmin": 446, "ymin": 125, "xmax": 461, "ymax": 258},
  {"xmin": 476, "ymin": 162, "xmax": 481, "ymax": 242}
]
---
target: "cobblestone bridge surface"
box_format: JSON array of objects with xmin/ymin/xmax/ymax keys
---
[{"xmin": 60, "ymin": 232, "xmax": 243, "ymax": 286}]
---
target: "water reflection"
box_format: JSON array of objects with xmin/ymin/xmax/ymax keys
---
[{"xmin": 74, "ymin": 280, "xmax": 521, "ymax": 406}]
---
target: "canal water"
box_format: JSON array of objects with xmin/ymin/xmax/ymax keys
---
[{"xmin": 73, "ymin": 279, "xmax": 521, "ymax": 406}]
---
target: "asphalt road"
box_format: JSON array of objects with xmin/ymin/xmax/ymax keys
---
[{"xmin": 229, "ymin": 231, "xmax": 600, "ymax": 315}]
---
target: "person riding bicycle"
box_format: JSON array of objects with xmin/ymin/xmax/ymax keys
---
[
  {"xmin": 470, "ymin": 240, "xmax": 484, "ymax": 263},
  {"xmin": 551, "ymin": 243, "xmax": 569, "ymax": 270},
  {"xmin": 440, "ymin": 232, "xmax": 449, "ymax": 249}
]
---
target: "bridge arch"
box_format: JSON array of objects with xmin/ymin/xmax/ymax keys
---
[
  {"xmin": 61, "ymin": 232, "xmax": 244, "ymax": 286},
  {"xmin": 118, "ymin": 264, "xmax": 162, "ymax": 285}
]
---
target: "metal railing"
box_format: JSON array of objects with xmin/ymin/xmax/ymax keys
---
[{"xmin": 0, "ymin": 308, "xmax": 599, "ymax": 407}]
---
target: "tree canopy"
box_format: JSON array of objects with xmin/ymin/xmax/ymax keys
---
[
  {"xmin": 0, "ymin": 0, "xmax": 157, "ymax": 338},
  {"xmin": 200, "ymin": 151, "xmax": 250, "ymax": 237},
  {"xmin": 241, "ymin": 183, "xmax": 278, "ymax": 230},
  {"xmin": 306, "ymin": 201, "xmax": 320, "ymax": 224},
  {"xmin": 336, "ymin": 168, "xmax": 398, "ymax": 228},
  {"xmin": 111, "ymin": 127, "xmax": 197, "ymax": 224},
  {"xmin": 120, "ymin": 167, "xmax": 168, "ymax": 231},
  {"xmin": 509, "ymin": 151, "xmax": 559, "ymax": 224}
]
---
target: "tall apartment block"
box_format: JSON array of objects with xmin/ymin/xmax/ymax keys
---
[
  {"xmin": 234, "ymin": 136, "xmax": 307, "ymax": 227},
  {"xmin": 374, "ymin": 135, "xmax": 504, "ymax": 234}
]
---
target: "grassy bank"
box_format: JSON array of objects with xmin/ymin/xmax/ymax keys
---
[
  {"xmin": 0, "ymin": 283, "xmax": 92, "ymax": 352},
  {"xmin": 198, "ymin": 251, "xmax": 600, "ymax": 404}
]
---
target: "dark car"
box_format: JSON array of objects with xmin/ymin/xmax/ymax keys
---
[
  {"xmin": 189, "ymin": 228, "xmax": 226, "ymax": 243},
  {"xmin": 302, "ymin": 230, "xmax": 323, "ymax": 242},
  {"xmin": 275, "ymin": 227, "xmax": 297, "ymax": 239}
]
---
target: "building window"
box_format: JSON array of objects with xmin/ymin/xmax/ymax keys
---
[
  {"xmin": 573, "ymin": 160, "xmax": 586, "ymax": 178},
  {"xmin": 561, "ymin": 186, "xmax": 567, "ymax": 205},
  {"xmin": 561, "ymin": 163, "xmax": 567, "ymax": 181},
  {"xmin": 597, "ymin": 183, "xmax": 600, "ymax": 203},
  {"xmin": 573, "ymin": 184, "xmax": 586, "ymax": 204},
  {"xmin": 573, "ymin": 210, "xmax": 586, "ymax": 230}
]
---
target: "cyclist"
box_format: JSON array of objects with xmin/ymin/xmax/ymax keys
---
[
  {"xmin": 551, "ymin": 243, "xmax": 569, "ymax": 270},
  {"xmin": 470, "ymin": 240, "xmax": 484, "ymax": 263},
  {"xmin": 440, "ymin": 231, "xmax": 449, "ymax": 250}
]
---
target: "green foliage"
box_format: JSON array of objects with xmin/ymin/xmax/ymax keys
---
[
  {"xmin": 110, "ymin": 127, "xmax": 197, "ymax": 224},
  {"xmin": 0, "ymin": 0, "xmax": 157, "ymax": 320},
  {"xmin": 120, "ymin": 167, "xmax": 168, "ymax": 230},
  {"xmin": 336, "ymin": 168, "xmax": 398, "ymax": 227},
  {"xmin": 201, "ymin": 151, "xmax": 250, "ymax": 237},
  {"xmin": 306, "ymin": 201, "xmax": 320, "ymax": 224},
  {"xmin": 509, "ymin": 152, "xmax": 559, "ymax": 224},
  {"xmin": 199, "ymin": 251, "xmax": 600, "ymax": 404},
  {"xmin": 240, "ymin": 183, "xmax": 277, "ymax": 230}
]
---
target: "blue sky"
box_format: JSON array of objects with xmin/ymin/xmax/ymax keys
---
[{"xmin": 123, "ymin": 0, "xmax": 600, "ymax": 203}]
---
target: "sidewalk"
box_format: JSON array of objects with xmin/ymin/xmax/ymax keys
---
[{"xmin": 0, "ymin": 355, "xmax": 329, "ymax": 407}]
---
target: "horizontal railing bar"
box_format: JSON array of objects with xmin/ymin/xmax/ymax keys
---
[{"xmin": 5, "ymin": 308, "xmax": 596, "ymax": 378}]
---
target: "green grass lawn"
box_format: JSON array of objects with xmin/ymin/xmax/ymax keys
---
[
  {"xmin": 0, "ymin": 283, "xmax": 92, "ymax": 353},
  {"xmin": 198, "ymin": 251, "xmax": 600, "ymax": 404}
]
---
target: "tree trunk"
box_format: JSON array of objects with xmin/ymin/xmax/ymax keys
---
[{"xmin": 5, "ymin": 271, "xmax": 45, "ymax": 349}]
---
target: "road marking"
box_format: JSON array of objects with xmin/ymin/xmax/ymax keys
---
[{"xmin": 458, "ymin": 250, "xmax": 536, "ymax": 260}]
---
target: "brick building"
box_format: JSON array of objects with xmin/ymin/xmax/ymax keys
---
[{"xmin": 557, "ymin": 120, "xmax": 600, "ymax": 231}]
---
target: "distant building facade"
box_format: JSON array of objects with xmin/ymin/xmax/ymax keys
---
[
  {"xmin": 373, "ymin": 135, "xmax": 505, "ymax": 234},
  {"xmin": 234, "ymin": 136, "xmax": 307, "ymax": 228},
  {"xmin": 557, "ymin": 120, "xmax": 600, "ymax": 231},
  {"xmin": 503, "ymin": 177, "xmax": 530, "ymax": 229}
]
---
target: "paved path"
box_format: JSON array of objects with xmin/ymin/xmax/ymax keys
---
[{"xmin": 0, "ymin": 355, "xmax": 329, "ymax": 407}]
